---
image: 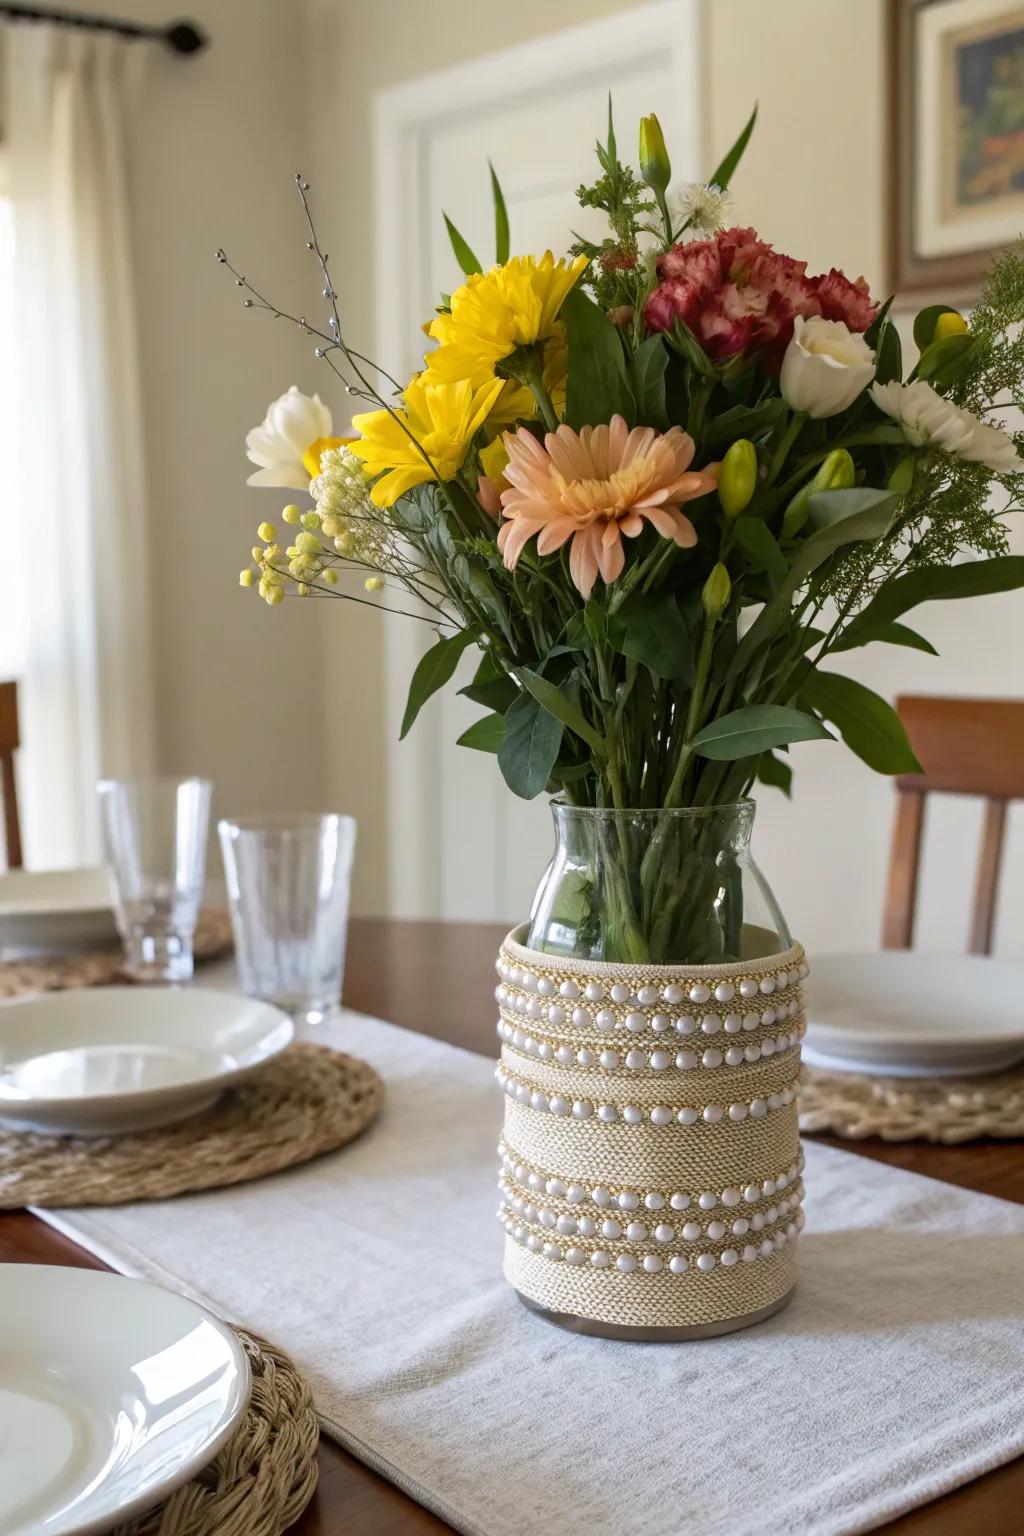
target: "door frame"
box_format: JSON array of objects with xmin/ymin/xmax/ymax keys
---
[{"xmin": 372, "ymin": 0, "xmax": 703, "ymax": 916}]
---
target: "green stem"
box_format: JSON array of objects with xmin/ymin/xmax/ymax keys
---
[
  {"xmin": 664, "ymin": 616, "xmax": 716, "ymax": 807},
  {"xmin": 766, "ymin": 413, "xmax": 806, "ymax": 486},
  {"xmin": 524, "ymin": 371, "xmax": 559, "ymax": 433}
]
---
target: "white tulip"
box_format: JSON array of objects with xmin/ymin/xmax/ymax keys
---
[
  {"xmin": 870, "ymin": 379, "xmax": 1022, "ymax": 474},
  {"xmin": 780, "ymin": 315, "xmax": 876, "ymax": 419},
  {"xmin": 245, "ymin": 385, "xmax": 336, "ymax": 489}
]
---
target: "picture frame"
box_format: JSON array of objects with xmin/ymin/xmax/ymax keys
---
[{"xmin": 891, "ymin": 0, "xmax": 1024, "ymax": 298}]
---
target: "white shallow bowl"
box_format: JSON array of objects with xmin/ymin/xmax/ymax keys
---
[
  {"xmin": 0, "ymin": 868, "xmax": 117, "ymax": 956},
  {"xmin": 0, "ymin": 1265, "xmax": 249, "ymax": 1536},
  {"xmin": 804, "ymin": 951, "xmax": 1024, "ymax": 1077},
  {"xmin": 0, "ymin": 987, "xmax": 293, "ymax": 1134}
]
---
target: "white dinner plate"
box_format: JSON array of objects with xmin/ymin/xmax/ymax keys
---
[
  {"xmin": 0, "ymin": 868, "xmax": 117, "ymax": 956},
  {"xmin": 0, "ymin": 987, "xmax": 293, "ymax": 1134},
  {"xmin": 0, "ymin": 1265, "xmax": 250, "ymax": 1536},
  {"xmin": 803, "ymin": 951, "xmax": 1024, "ymax": 1077}
]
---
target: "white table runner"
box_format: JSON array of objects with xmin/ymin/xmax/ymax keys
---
[{"xmin": 38, "ymin": 1011, "xmax": 1024, "ymax": 1536}]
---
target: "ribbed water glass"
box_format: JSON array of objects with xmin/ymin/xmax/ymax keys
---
[
  {"xmin": 97, "ymin": 777, "xmax": 212, "ymax": 983},
  {"xmin": 218, "ymin": 814, "xmax": 356, "ymax": 1026}
]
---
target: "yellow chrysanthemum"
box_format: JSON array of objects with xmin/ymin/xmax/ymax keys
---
[
  {"xmin": 485, "ymin": 331, "xmax": 569, "ymax": 432},
  {"xmin": 426, "ymin": 253, "xmax": 588, "ymax": 387},
  {"xmin": 350, "ymin": 372, "xmax": 504, "ymax": 507}
]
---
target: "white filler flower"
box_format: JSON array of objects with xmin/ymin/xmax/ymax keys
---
[
  {"xmin": 871, "ymin": 379, "xmax": 1023, "ymax": 473},
  {"xmin": 672, "ymin": 182, "xmax": 733, "ymax": 234},
  {"xmin": 780, "ymin": 315, "xmax": 875, "ymax": 418},
  {"xmin": 245, "ymin": 386, "xmax": 338, "ymax": 489}
]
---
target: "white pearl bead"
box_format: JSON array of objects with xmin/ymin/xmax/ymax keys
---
[
  {"xmin": 707, "ymin": 1220, "xmax": 726, "ymax": 1240},
  {"xmin": 549, "ymin": 1096, "xmax": 570, "ymax": 1116},
  {"xmin": 523, "ymin": 1205, "xmax": 538, "ymax": 1222},
  {"xmin": 776, "ymin": 971, "xmax": 789, "ymax": 990},
  {"xmin": 566, "ymin": 1185, "xmax": 586, "ymax": 1203},
  {"xmin": 751, "ymin": 1213, "xmax": 765, "ymax": 1231},
  {"xmin": 720, "ymin": 1248, "xmax": 739, "ymax": 1266},
  {"xmin": 742, "ymin": 1012, "xmax": 760, "ymax": 1031},
  {"xmin": 701, "ymin": 1014, "xmax": 721, "ymax": 1035},
  {"xmin": 601, "ymin": 1218, "xmax": 622, "ymax": 1239},
  {"xmin": 595, "ymin": 1009, "xmax": 616, "ymax": 1030},
  {"xmin": 760, "ymin": 1238, "xmax": 775, "ymax": 1256},
  {"xmin": 543, "ymin": 1242, "xmax": 563, "ymax": 1261},
  {"xmin": 676, "ymin": 1049, "xmax": 698, "ymax": 1070},
  {"xmin": 643, "ymin": 1255, "xmax": 663, "ymax": 1273},
  {"xmin": 645, "ymin": 1192, "xmax": 665, "ymax": 1210},
  {"xmin": 723, "ymin": 1013, "xmax": 742, "ymax": 1033},
  {"xmin": 689, "ymin": 983, "xmax": 711, "ymax": 1004},
  {"xmin": 744, "ymin": 1044, "xmax": 761, "ymax": 1063},
  {"xmin": 526, "ymin": 1234, "xmax": 542, "ymax": 1252},
  {"xmin": 590, "ymin": 1251, "xmax": 611, "ymax": 1268},
  {"xmin": 768, "ymin": 1093, "xmax": 782, "ymax": 1110},
  {"xmin": 761, "ymin": 1038, "xmax": 776, "ymax": 1057},
  {"xmin": 584, "ymin": 981, "xmax": 604, "ymax": 1002},
  {"xmin": 577, "ymin": 1216, "xmax": 597, "ymax": 1236},
  {"xmin": 759, "ymin": 976, "xmax": 775, "ymax": 995},
  {"xmin": 651, "ymin": 1049, "xmax": 672, "ymax": 1070},
  {"xmin": 696, "ymin": 1253, "xmax": 716, "ymax": 1271},
  {"xmin": 539, "ymin": 1210, "xmax": 556, "ymax": 1228},
  {"xmin": 571, "ymin": 1100, "xmax": 593, "ymax": 1120},
  {"xmin": 538, "ymin": 1043, "xmax": 554, "ymax": 1061},
  {"xmin": 703, "ymin": 1105, "xmax": 723, "ymax": 1123},
  {"xmin": 749, "ymin": 1098, "xmax": 768, "ymax": 1118},
  {"xmin": 662, "ymin": 983, "xmax": 685, "ymax": 1004},
  {"xmin": 546, "ymin": 1178, "xmax": 566, "ymax": 1197},
  {"xmin": 537, "ymin": 977, "xmax": 554, "ymax": 997},
  {"xmin": 675, "ymin": 1015, "xmax": 697, "ymax": 1035},
  {"xmin": 527, "ymin": 1172, "xmax": 543, "ymax": 1191},
  {"xmin": 576, "ymin": 1048, "xmax": 594, "ymax": 1067},
  {"xmin": 721, "ymin": 1188, "xmax": 741, "ymax": 1208},
  {"xmin": 524, "ymin": 1037, "xmax": 539, "ymax": 1055},
  {"xmin": 766, "ymin": 1205, "xmax": 778, "ymax": 1223},
  {"xmin": 682, "ymin": 1221, "xmax": 701, "ymax": 1240},
  {"xmin": 702, "ymin": 1048, "xmax": 723, "ymax": 1069},
  {"xmin": 669, "ymin": 1255, "xmax": 688, "ymax": 1274},
  {"xmin": 616, "ymin": 1255, "xmax": 637, "ymax": 1273},
  {"xmin": 637, "ymin": 985, "xmax": 660, "ymax": 1005},
  {"xmin": 626, "ymin": 1222, "xmax": 647, "ymax": 1241},
  {"xmin": 625, "ymin": 1012, "xmax": 646, "ymax": 1033},
  {"xmin": 511, "ymin": 1030, "xmax": 526, "ymax": 1048},
  {"xmin": 698, "ymin": 1192, "xmax": 717, "ymax": 1211},
  {"xmin": 617, "ymin": 1190, "xmax": 639, "ymax": 1210},
  {"xmin": 625, "ymin": 1048, "xmax": 645, "ymax": 1069},
  {"xmin": 761, "ymin": 1008, "xmax": 776, "ymax": 1026},
  {"xmin": 610, "ymin": 982, "xmax": 631, "ymax": 1004},
  {"xmin": 514, "ymin": 1163, "xmax": 528, "ymax": 1182},
  {"xmin": 739, "ymin": 978, "xmax": 759, "ymax": 999},
  {"xmin": 599, "ymin": 1049, "xmax": 620, "ymax": 1069},
  {"xmin": 526, "ymin": 1000, "xmax": 542, "ymax": 1019},
  {"xmin": 732, "ymin": 1218, "xmax": 749, "ymax": 1236},
  {"xmin": 723, "ymin": 1047, "xmax": 743, "ymax": 1066},
  {"xmin": 669, "ymin": 1192, "xmax": 690, "ymax": 1210},
  {"xmin": 546, "ymin": 1005, "xmax": 564, "ymax": 1026},
  {"xmin": 654, "ymin": 1223, "xmax": 675, "ymax": 1242},
  {"xmin": 623, "ymin": 1106, "xmax": 643, "ymax": 1123},
  {"xmin": 515, "ymin": 1084, "xmax": 531, "ymax": 1104},
  {"xmin": 597, "ymin": 1104, "xmax": 617, "ymax": 1123},
  {"xmin": 559, "ymin": 979, "xmax": 580, "ymax": 1000},
  {"xmin": 572, "ymin": 1008, "xmax": 592, "ymax": 1028},
  {"xmin": 742, "ymin": 1244, "xmax": 758, "ymax": 1263},
  {"xmin": 566, "ymin": 1247, "xmax": 586, "ymax": 1265},
  {"xmin": 650, "ymin": 1106, "xmax": 673, "ymax": 1125},
  {"xmin": 555, "ymin": 1045, "xmax": 573, "ymax": 1065},
  {"xmin": 677, "ymin": 1107, "xmax": 699, "ymax": 1125},
  {"xmin": 592, "ymin": 1187, "xmax": 610, "ymax": 1206},
  {"xmin": 714, "ymin": 981, "xmax": 735, "ymax": 1003},
  {"xmin": 651, "ymin": 1014, "xmax": 671, "ymax": 1033},
  {"xmin": 522, "ymin": 971, "xmax": 537, "ymax": 992}
]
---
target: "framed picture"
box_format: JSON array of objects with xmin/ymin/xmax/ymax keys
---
[{"xmin": 891, "ymin": 0, "xmax": 1024, "ymax": 297}]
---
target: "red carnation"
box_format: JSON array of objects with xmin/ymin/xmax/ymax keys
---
[{"xmin": 814, "ymin": 268, "xmax": 878, "ymax": 332}]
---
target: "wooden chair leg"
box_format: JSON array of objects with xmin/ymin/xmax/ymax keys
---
[
  {"xmin": 1, "ymin": 754, "xmax": 22, "ymax": 869},
  {"xmin": 969, "ymin": 798, "xmax": 1006, "ymax": 956},
  {"xmin": 882, "ymin": 788, "xmax": 925, "ymax": 950}
]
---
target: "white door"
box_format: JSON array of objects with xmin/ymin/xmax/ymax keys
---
[{"xmin": 373, "ymin": 0, "xmax": 703, "ymax": 922}]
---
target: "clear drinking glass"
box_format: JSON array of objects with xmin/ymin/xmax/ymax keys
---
[
  {"xmin": 97, "ymin": 777, "xmax": 212, "ymax": 983},
  {"xmin": 218, "ymin": 814, "xmax": 357, "ymax": 1027}
]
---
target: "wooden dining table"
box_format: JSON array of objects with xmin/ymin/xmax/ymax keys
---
[{"xmin": 2, "ymin": 916, "xmax": 1023, "ymax": 1535}]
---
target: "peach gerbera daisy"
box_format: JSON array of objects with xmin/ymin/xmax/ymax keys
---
[{"xmin": 496, "ymin": 415, "xmax": 718, "ymax": 598}]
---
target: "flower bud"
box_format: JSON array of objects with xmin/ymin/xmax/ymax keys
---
[
  {"xmin": 264, "ymin": 583, "xmax": 284, "ymax": 606},
  {"xmin": 281, "ymin": 504, "xmax": 301, "ymax": 525},
  {"xmin": 702, "ymin": 562, "xmax": 731, "ymax": 620},
  {"xmin": 364, "ymin": 575, "xmax": 384, "ymax": 592},
  {"xmin": 321, "ymin": 568, "xmax": 338, "ymax": 586},
  {"xmin": 781, "ymin": 449, "xmax": 855, "ymax": 538},
  {"xmin": 931, "ymin": 310, "xmax": 968, "ymax": 343},
  {"xmin": 300, "ymin": 511, "xmax": 322, "ymax": 531},
  {"xmin": 239, "ymin": 567, "xmax": 255, "ymax": 588},
  {"xmin": 262, "ymin": 543, "xmax": 280, "ymax": 562},
  {"xmin": 296, "ymin": 583, "xmax": 311, "ymax": 597},
  {"xmin": 257, "ymin": 521, "xmax": 276, "ymax": 542},
  {"xmin": 639, "ymin": 113, "xmax": 671, "ymax": 197},
  {"xmin": 296, "ymin": 531, "xmax": 321, "ymax": 555},
  {"xmin": 887, "ymin": 454, "xmax": 916, "ymax": 495},
  {"xmin": 718, "ymin": 439, "xmax": 757, "ymax": 518},
  {"xmin": 251, "ymin": 544, "xmax": 264, "ymax": 563}
]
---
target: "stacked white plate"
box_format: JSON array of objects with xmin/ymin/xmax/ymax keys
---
[
  {"xmin": 0, "ymin": 1266, "xmax": 250, "ymax": 1536},
  {"xmin": 803, "ymin": 951, "xmax": 1024, "ymax": 1077},
  {"xmin": 0, "ymin": 868, "xmax": 118, "ymax": 957}
]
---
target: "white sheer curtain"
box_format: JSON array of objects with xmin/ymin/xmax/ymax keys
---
[{"xmin": 3, "ymin": 23, "xmax": 155, "ymax": 866}]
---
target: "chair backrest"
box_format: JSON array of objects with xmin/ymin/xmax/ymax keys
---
[
  {"xmin": 0, "ymin": 682, "xmax": 22, "ymax": 870},
  {"xmin": 882, "ymin": 695, "xmax": 1024, "ymax": 955}
]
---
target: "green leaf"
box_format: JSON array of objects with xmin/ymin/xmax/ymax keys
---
[
  {"xmin": 805, "ymin": 485, "xmax": 902, "ymax": 532},
  {"xmin": 498, "ymin": 691, "xmax": 564, "ymax": 799},
  {"xmin": 488, "ymin": 161, "xmax": 510, "ymax": 265},
  {"xmin": 456, "ymin": 712, "xmax": 506, "ymax": 753},
  {"xmin": 916, "ymin": 332, "xmax": 974, "ymax": 383},
  {"xmin": 709, "ymin": 103, "xmax": 757, "ymax": 190},
  {"xmin": 801, "ymin": 671, "xmax": 921, "ymax": 775},
  {"xmin": 837, "ymin": 556, "xmax": 1024, "ymax": 650},
  {"xmin": 514, "ymin": 668, "xmax": 605, "ymax": 754},
  {"xmin": 732, "ymin": 519, "xmax": 787, "ymax": 585},
  {"xmin": 864, "ymin": 293, "xmax": 894, "ymax": 348},
  {"xmin": 400, "ymin": 630, "xmax": 476, "ymax": 739},
  {"xmin": 607, "ymin": 591, "xmax": 693, "ymax": 681},
  {"xmin": 913, "ymin": 303, "xmax": 958, "ymax": 351},
  {"xmin": 458, "ymin": 650, "xmax": 517, "ymax": 712},
  {"xmin": 703, "ymin": 397, "xmax": 788, "ymax": 450},
  {"xmin": 835, "ymin": 619, "xmax": 937, "ymax": 656},
  {"xmin": 756, "ymin": 750, "xmax": 792, "ymax": 797},
  {"xmin": 873, "ymin": 319, "xmax": 902, "ymax": 385},
  {"xmin": 630, "ymin": 336, "xmax": 669, "ymax": 429},
  {"xmin": 562, "ymin": 287, "xmax": 635, "ymax": 429},
  {"xmin": 690, "ymin": 704, "xmax": 832, "ymax": 761},
  {"xmin": 443, "ymin": 214, "xmax": 482, "ymax": 277}
]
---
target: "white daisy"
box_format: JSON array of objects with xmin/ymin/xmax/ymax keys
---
[{"xmin": 870, "ymin": 379, "xmax": 1022, "ymax": 474}]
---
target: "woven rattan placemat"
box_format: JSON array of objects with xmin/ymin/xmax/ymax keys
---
[
  {"xmin": 800, "ymin": 1061, "xmax": 1024, "ymax": 1143},
  {"xmin": 0, "ymin": 1044, "xmax": 384, "ymax": 1207},
  {"xmin": 113, "ymin": 1326, "xmax": 319, "ymax": 1536},
  {"xmin": 0, "ymin": 907, "xmax": 234, "ymax": 997}
]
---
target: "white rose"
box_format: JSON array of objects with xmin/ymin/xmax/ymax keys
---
[
  {"xmin": 245, "ymin": 385, "xmax": 337, "ymax": 489},
  {"xmin": 870, "ymin": 379, "xmax": 1022, "ymax": 474},
  {"xmin": 780, "ymin": 315, "xmax": 876, "ymax": 419}
]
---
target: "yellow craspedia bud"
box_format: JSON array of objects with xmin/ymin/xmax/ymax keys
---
[
  {"xmin": 296, "ymin": 531, "xmax": 321, "ymax": 555},
  {"xmin": 239, "ymin": 567, "xmax": 255, "ymax": 588},
  {"xmin": 264, "ymin": 582, "xmax": 285, "ymax": 606},
  {"xmin": 281, "ymin": 504, "xmax": 301, "ymax": 525},
  {"xmin": 364, "ymin": 575, "xmax": 384, "ymax": 592},
  {"xmin": 285, "ymin": 544, "xmax": 300, "ymax": 559},
  {"xmin": 320, "ymin": 516, "xmax": 340, "ymax": 538},
  {"xmin": 297, "ymin": 583, "xmax": 311, "ymax": 597},
  {"xmin": 262, "ymin": 543, "xmax": 281, "ymax": 562},
  {"xmin": 301, "ymin": 511, "xmax": 321, "ymax": 531},
  {"xmin": 289, "ymin": 556, "xmax": 312, "ymax": 579},
  {"xmin": 718, "ymin": 439, "xmax": 757, "ymax": 518},
  {"xmin": 702, "ymin": 562, "xmax": 731, "ymax": 620},
  {"xmin": 933, "ymin": 310, "xmax": 968, "ymax": 342},
  {"xmin": 321, "ymin": 568, "xmax": 338, "ymax": 586},
  {"xmin": 257, "ymin": 521, "xmax": 276, "ymax": 542},
  {"xmin": 252, "ymin": 545, "xmax": 264, "ymax": 563}
]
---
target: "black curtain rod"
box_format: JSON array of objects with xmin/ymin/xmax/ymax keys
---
[{"xmin": 0, "ymin": 4, "xmax": 206, "ymax": 54}]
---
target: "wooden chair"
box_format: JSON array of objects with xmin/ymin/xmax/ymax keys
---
[
  {"xmin": 882, "ymin": 695, "xmax": 1024, "ymax": 955},
  {"xmin": 0, "ymin": 682, "xmax": 22, "ymax": 870}
]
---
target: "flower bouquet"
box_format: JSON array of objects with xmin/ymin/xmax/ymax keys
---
[{"xmin": 226, "ymin": 105, "xmax": 1024, "ymax": 968}]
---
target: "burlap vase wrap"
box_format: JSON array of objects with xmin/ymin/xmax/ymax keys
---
[{"xmin": 495, "ymin": 926, "xmax": 806, "ymax": 1332}]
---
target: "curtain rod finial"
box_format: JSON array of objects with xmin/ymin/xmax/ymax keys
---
[{"xmin": 165, "ymin": 19, "xmax": 206, "ymax": 54}]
